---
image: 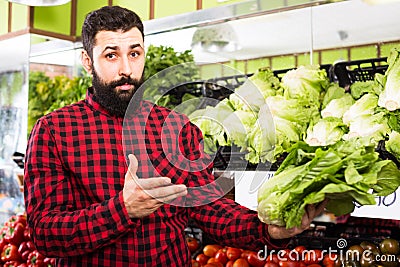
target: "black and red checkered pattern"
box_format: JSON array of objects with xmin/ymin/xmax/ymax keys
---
[{"xmin": 24, "ymin": 89, "xmax": 286, "ymax": 266}]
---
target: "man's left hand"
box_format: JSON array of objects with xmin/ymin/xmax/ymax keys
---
[{"xmin": 267, "ymin": 199, "xmax": 328, "ymax": 239}]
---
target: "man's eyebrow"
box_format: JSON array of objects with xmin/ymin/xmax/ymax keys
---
[
  {"xmin": 130, "ymin": 43, "xmax": 143, "ymax": 49},
  {"xmin": 103, "ymin": 45, "xmax": 118, "ymax": 53},
  {"xmin": 102, "ymin": 43, "xmax": 143, "ymax": 53}
]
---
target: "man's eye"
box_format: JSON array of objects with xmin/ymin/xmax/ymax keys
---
[
  {"xmin": 106, "ymin": 53, "xmax": 116, "ymax": 59},
  {"xmin": 131, "ymin": 52, "xmax": 139, "ymax": 57}
]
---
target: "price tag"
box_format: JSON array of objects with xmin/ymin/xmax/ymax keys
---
[
  {"xmin": 234, "ymin": 171, "xmax": 275, "ymax": 210},
  {"xmin": 351, "ymin": 189, "xmax": 400, "ymax": 220}
]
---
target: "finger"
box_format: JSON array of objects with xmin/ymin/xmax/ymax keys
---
[
  {"xmin": 127, "ymin": 154, "xmax": 139, "ymax": 180},
  {"xmin": 145, "ymin": 184, "xmax": 187, "ymax": 200},
  {"xmin": 138, "ymin": 177, "xmax": 173, "ymax": 190},
  {"xmin": 315, "ymin": 199, "xmax": 329, "ymax": 215},
  {"xmin": 159, "ymin": 190, "xmax": 188, "ymax": 204},
  {"xmin": 301, "ymin": 205, "xmax": 314, "ymax": 229}
]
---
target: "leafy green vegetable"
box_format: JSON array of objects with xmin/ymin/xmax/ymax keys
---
[
  {"xmin": 257, "ymin": 140, "xmax": 400, "ymax": 228},
  {"xmin": 371, "ymin": 160, "xmax": 400, "ymax": 196},
  {"xmin": 248, "ymin": 67, "xmax": 282, "ymax": 99},
  {"xmin": 321, "ymin": 83, "xmax": 346, "ymax": 109},
  {"xmin": 272, "ymin": 117, "xmax": 302, "ymax": 160},
  {"xmin": 281, "ymin": 65, "xmax": 330, "ymax": 107},
  {"xmin": 189, "ymin": 99, "xmax": 233, "ymax": 153},
  {"xmin": 173, "ymin": 93, "xmax": 202, "ymax": 116},
  {"xmin": 223, "ymin": 109, "xmax": 257, "ymax": 149},
  {"xmin": 386, "ymin": 109, "xmax": 400, "ymax": 132},
  {"xmin": 342, "ymin": 112, "xmax": 390, "ymax": 144},
  {"xmin": 227, "ymin": 68, "xmax": 281, "ymax": 113},
  {"xmin": 350, "ymin": 80, "xmax": 382, "ymax": 99},
  {"xmin": 342, "ymin": 93, "xmax": 378, "ymax": 125},
  {"xmin": 378, "ymin": 47, "xmax": 400, "ymax": 111},
  {"xmin": 188, "ymin": 65, "xmax": 333, "ymax": 164},
  {"xmin": 266, "ymin": 95, "xmax": 320, "ymax": 128},
  {"xmin": 385, "ymin": 130, "xmax": 400, "ymax": 162},
  {"xmin": 321, "ymin": 93, "xmax": 354, "ymax": 119},
  {"xmin": 28, "ymin": 71, "xmax": 90, "ymax": 135},
  {"xmin": 227, "ymin": 80, "xmax": 266, "ymax": 112},
  {"xmin": 245, "ymin": 104, "xmax": 276, "ymax": 164},
  {"xmin": 142, "ymin": 45, "xmax": 199, "ymax": 105},
  {"xmin": 305, "ymin": 117, "xmax": 347, "ymax": 146}
]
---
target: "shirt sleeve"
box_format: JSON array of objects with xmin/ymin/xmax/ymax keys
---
[
  {"xmin": 180, "ymin": 120, "xmax": 289, "ymax": 251},
  {"xmin": 190, "ymin": 198, "xmax": 289, "ymax": 251},
  {"xmin": 24, "ymin": 118, "xmax": 139, "ymax": 257}
]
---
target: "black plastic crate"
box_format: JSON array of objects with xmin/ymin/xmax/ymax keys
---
[
  {"xmin": 203, "ymin": 73, "xmax": 248, "ymax": 97},
  {"xmin": 333, "ymin": 57, "xmax": 388, "ymax": 89},
  {"xmin": 160, "ymin": 75, "xmax": 247, "ymax": 106},
  {"xmin": 164, "ymin": 64, "xmax": 335, "ymax": 105},
  {"xmin": 212, "ymin": 145, "xmax": 285, "ymax": 171}
]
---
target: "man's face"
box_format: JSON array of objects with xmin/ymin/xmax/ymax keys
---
[{"xmin": 81, "ymin": 27, "xmax": 145, "ymax": 116}]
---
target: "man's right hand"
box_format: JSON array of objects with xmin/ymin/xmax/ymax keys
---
[{"xmin": 122, "ymin": 154, "xmax": 188, "ymax": 218}]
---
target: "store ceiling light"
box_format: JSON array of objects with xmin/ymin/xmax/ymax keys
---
[
  {"xmin": 5, "ymin": 0, "xmax": 70, "ymax": 6},
  {"xmin": 191, "ymin": 24, "xmax": 241, "ymax": 53}
]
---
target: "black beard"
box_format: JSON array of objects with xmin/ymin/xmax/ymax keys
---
[{"xmin": 92, "ymin": 70, "xmax": 144, "ymax": 117}]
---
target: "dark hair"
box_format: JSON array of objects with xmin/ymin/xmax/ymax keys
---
[{"xmin": 81, "ymin": 6, "xmax": 144, "ymax": 59}]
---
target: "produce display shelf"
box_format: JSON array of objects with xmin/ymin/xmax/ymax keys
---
[
  {"xmin": 290, "ymin": 221, "xmax": 400, "ymax": 250},
  {"xmin": 164, "ymin": 64, "xmax": 334, "ymax": 106},
  {"xmin": 333, "ymin": 57, "xmax": 388, "ymax": 89}
]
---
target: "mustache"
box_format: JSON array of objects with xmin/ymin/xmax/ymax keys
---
[{"xmin": 109, "ymin": 77, "xmax": 137, "ymax": 88}]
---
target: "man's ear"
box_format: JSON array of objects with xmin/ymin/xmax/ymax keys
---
[{"xmin": 81, "ymin": 50, "xmax": 92, "ymax": 75}]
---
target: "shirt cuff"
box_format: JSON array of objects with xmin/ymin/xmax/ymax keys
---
[
  {"xmin": 260, "ymin": 223, "xmax": 291, "ymax": 250},
  {"xmin": 111, "ymin": 192, "xmax": 141, "ymax": 230}
]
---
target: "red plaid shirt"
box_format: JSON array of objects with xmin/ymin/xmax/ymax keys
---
[{"xmin": 24, "ymin": 89, "xmax": 286, "ymax": 266}]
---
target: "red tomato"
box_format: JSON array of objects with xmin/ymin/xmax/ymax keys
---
[
  {"xmin": 266, "ymin": 254, "xmax": 279, "ymax": 264},
  {"xmin": 226, "ymin": 260, "xmax": 235, "ymax": 267},
  {"xmin": 233, "ymin": 258, "xmax": 250, "ymax": 267},
  {"xmin": 214, "ymin": 248, "xmax": 228, "ymax": 264},
  {"xmin": 204, "ymin": 263, "xmax": 224, "ymax": 267},
  {"xmin": 208, "ymin": 257, "xmax": 225, "ymax": 266},
  {"xmin": 303, "ymin": 249, "xmax": 323, "ymax": 265},
  {"xmin": 241, "ymin": 250, "xmax": 252, "ymax": 259},
  {"xmin": 196, "ymin": 253, "xmax": 210, "ymax": 265},
  {"xmin": 186, "ymin": 236, "xmax": 200, "ymax": 253},
  {"xmin": 226, "ymin": 247, "xmax": 243, "ymax": 261},
  {"xmin": 292, "ymin": 246, "xmax": 307, "ymax": 261},
  {"xmin": 203, "ymin": 244, "xmax": 223, "ymax": 258},
  {"xmin": 264, "ymin": 262, "xmax": 279, "ymax": 267},
  {"xmin": 278, "ymin": 260, "xmax": 300, "ymax": 267},
  {"xmin": 191, "ymin": 260, "xmax": 201, "ymax": 267},
  {"xmin": 307, "ymin": 264, "xmax": 322, "ymax": 267},
  {"xmin": 247, "ymin": 251, "xmax": 266, "ymax": 267},
  {"xmin": 293, "ymin": 246, "xmax": 307, "ymax": 254},
  {"xmin": 322, "ymin": 253, "xmax": 337, "ymax": 266},
  {"xmin": 277, "ymin": 249, "xmax": 291, "ymax": 261}
]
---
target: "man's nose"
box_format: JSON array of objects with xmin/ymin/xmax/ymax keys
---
[{"xmin": 118, "ymin": 57, "xmax": 132, "ymax": 77}]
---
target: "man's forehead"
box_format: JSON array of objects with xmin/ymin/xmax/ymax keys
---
[{"xmin": 94, "ymin": 28, "xmax": 144, "ymax": 47}]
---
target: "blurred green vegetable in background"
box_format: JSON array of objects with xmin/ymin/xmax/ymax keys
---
[
  {"xmin": 28, "ymin": 71, "xmax": 91, "ymax": 135},
  {"xmin": 143, "ymin": 45, "xmax": 199, "ymax": 108}
]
